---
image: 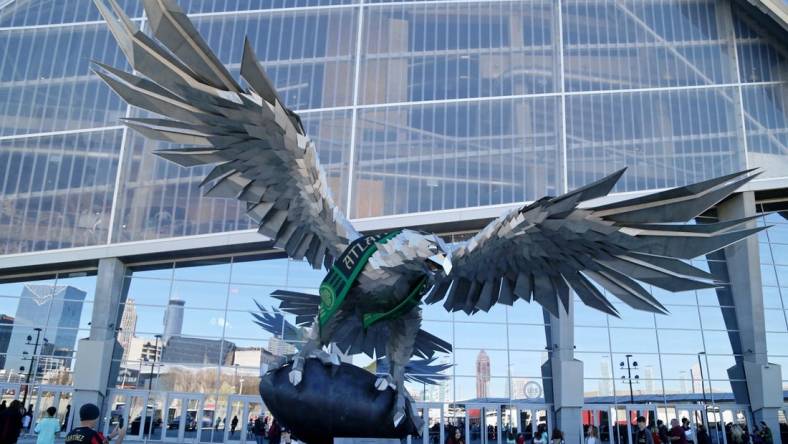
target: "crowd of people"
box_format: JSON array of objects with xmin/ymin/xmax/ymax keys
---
[{"xmin": 582, "ymin": 416, "xmax": 776, "ymax": 444}]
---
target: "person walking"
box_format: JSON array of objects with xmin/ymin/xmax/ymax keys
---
[
  {"xmin": 268, "ymin": 418, "xmax": 281, "ymax": 444},
  {"xmin": 22, "ymin": 404, "xmax": 33, "ymax": 434},
  {"xmin": 34, "ymin": 407, "xmax": 60, "ymax": 444},
  {"xmin": 254, "ymin": 416, "xmax": 266, "ymax": 444},
  {"xmin": 670, "ymin": 419, "xmax": 689, "ymax": 444},
  {"xmin": 231, "ymin": 415, "xmax": 239, "ymax": 436},
  {"xmin": 729, "ymin": 424, "xmax": 744, "ymax": 444},
  {"xmin": 757, "ymin": 421, "xmax": 774, "ymax": 444},
  {"xmin": 549, "ymin": 428, "xmax": 563, "ymax": 444},
  {"xmin": 657, "ymin": 420, "xmax": 670, "ymax": 444},
  {"xmin": 634, "ymin": 417, "xmax": 655, "ymax": 444},
  {"xmin": 695, "ymin": 424, "xmax": 710, "ymax": 444},
  {"xmin": 64, "ymin": 403, "xmax": 125, "ymax": 444},
  {"xmin": 0, "ymin": 400, "xmax": 24, "ymax": 444},
  {"xmin": 62, "ymin": 404, "xmax": 71, "ymax": 432},
  {"xmin": 447, "ymin": 428, "xmax": 466, "ymax": 444},
  {"xmin": 585, "ymin": 425, "xmax": 598, "ymax": 444}
]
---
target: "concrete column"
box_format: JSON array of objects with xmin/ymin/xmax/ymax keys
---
[
  {"xmin": 71, "ymin": 258, "xmax": 127, "ymax": 431},
  {"xmin": 543, "ymin": 297, "xmax": 584, "ymax": 443},
  {"xmin": 718, "ymin": 192, "xmax": 783, "ymax": 443}
]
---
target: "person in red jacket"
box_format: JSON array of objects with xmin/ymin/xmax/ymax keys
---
[{"xmin": 65, "ymin": 403, "xmax": 125, "ymax": 444}]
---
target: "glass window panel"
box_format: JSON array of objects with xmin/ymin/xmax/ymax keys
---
[
  {"xmin": 173, "ymin": 259, "xmax": 232, "ymax": 283},
  {"xmin": 360, "ymin": 1, "xmax": 556, "ymax": 105},
  {"xmin": 453, "ymin": 349, "xmax": 508, "ymax": 377},
  {"xmin": 562, "ymin": 0, "xmax": 735, "ymax": 92},
  {"xmin": 566, "ymin": 88, "xmax": 746, "ymax": 195},
  {"xmin": 660, "ymin": 353, "xmax": 704, "ymax": 382},
  {"xmin": 169, "ymin": 281, "xmax": 229, "ymax": 311},
  {"xmin": 454, "ymin": 376, "xmax": 508, "ymax": 401},
  {"xmin": 656, "ymin": 306, "xmax": 701, "ymax": 329},
  {"xmin": 285, "ymin": 260, "xmax": 326, "ymax": 289},
  {"xmin": 764, "ymin": 309, "xmax": 788, "ymax": 332},
  {"xmin": 227, "ymin": 284, "xmax": 291, "ymax": 315},
  {"xmin": 733, "ymin": 8, "xmax": 788, "ymax": 83},
  {"xmin": 703, "ymin": 354, "xmax": 738, "ymax": 381},
  {"xmin": 584, "ymin": 379, "xmax": 615, "ymax": 399},
  {"xmin": 696, "ymin": 288, "xmax": 723, "ymax": 307},
  {"xmin": 125, "ymin": 278, "xmax": 172, "ymax": 307},
  {"xmin": 230, "ymin": 258, "xmax": 289, "ymax": 287},
  {"xmin": 658, "ymin": 329, "xmax": 704, "ymax": 354},
  {"xmin": 766, "ymin": 224, "xmax": 788, "ymax": 245},
  {"xmin": 508, "ymin": 302, "xmax": 547, "ymax": 325},
  {"xmin": 178, "ymin": 309, "xmax": 231, "ymax": 338},
  {"xmin": 177, "ymin": 0, "xmax": 355, "ymax": 15},
  {"xmin": 741, "ymin": 84, "xmax": 788, "ymax": 180},
  {"xmin": 573, "ymin": 300, "xmax": 608, "ymax": 326},
  {"xmin": 607, "ymin": 303, "xmax": 657, "ymax": 328},
  {"xmin": 761, "ymin": 243, "xmax": 775, "ymax": 264},
  {"xmin": 614, "ymin": 376, "xmax": 663, "ymax": 401},
  {"xmin": 761, "ymin": 264, "xmax": 778, "ymax": 286},
  {"xmin": 777, "ymin": 266, "xmax": 788, "ymax": 287},
  {"xmin": 575, "ymin": 327, "xmax": 611, "ymax": 353},
  {"xmin": 697, "ymin": 307, "xmax": 736, "ymax": 331},
  {"xmin": 158, "ymin": 365, "xmax": 220, "ymax": 394},
  {"xmin": 0, "ymin": 130, "xmax": 122, "ymax": 254},
  {"xmin": 222, "ymin": 310, "xmax": 278, "ymax": 342},
  {"xmin": 508, "ymin": 351, "xmax": 549, "ymax": 378},
  {"xmin": 611, "ymin": 328, "xmax": 658, "ymax": 352},
  {"xmin": 576, "ymin": 353, "xmax": 614, "ymax": 379},
  {"xmin": 129, "ymin": 266, "xmax": 174, "ymax": 280},
  {"xmin": 351, "ymin": 97, "xmax": 561, "ymax": 218},
  {"xmin": 190, "ymin": 8, "xmax": 358, "ymax": 110},
  {"xmin": 131, "ymin": 306, "xmax": 166, "ymax": 335},
  {"xmin": 510, "ymin": 378, "xmax": 547, "ymax": 402},
  {"xmin": 113, "ymin": 110, "xmax": 351, "ymax": 243},
  {"xmin": 762, "ymin": 286, "xmax": 784, "ymax": 309},
  {"xmin": 767, "ymin": 332, "xmax": 788, "ymax": 356},
  {"xmin": 611, "ymin": 353, "xmax": 661, "ymax": 380},
  {"xmin": 507, "ymin": 324, "xmax": 548, "ymax": 351},
  {"xmin": 454, "ymin": 323, "xmax": 507, "ymax": 350},
  {"xmin": 703, "ymin": 331, "xmax": 735, "ymax": 355},
  {"xmin": 0, "ymin": 0, "xmax": 141, "ymax": 26},
  {"xmin": 0, "ymin": 25, "xmax": 129, "ymax": 137}
]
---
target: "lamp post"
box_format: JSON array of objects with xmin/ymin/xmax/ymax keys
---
[
  {"xmin": 619, "ymin": 354, "xmax": 639, "ymax": 404},
  {"xmin": 148, "ymin": 334, "xmax": 161, "ymax": 391},
  {"xmin": 697, "ymin": 352, "xmax": 707, "ymax": 404},
  {"xmin": 21, "ymin": 327, "xmax": 46, "ymax": 407}
]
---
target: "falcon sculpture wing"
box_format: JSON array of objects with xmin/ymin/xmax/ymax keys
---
[
  {"xmin": 92, "ymin": 0, "xmax": 359, "ymax": 268},
  {"xmin": 426, "ymin": 169, "xmax": 764, "ymax": 317}
]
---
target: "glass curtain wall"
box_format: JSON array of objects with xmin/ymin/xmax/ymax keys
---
[{"xmin": 1, "ymin": 0, "xmax": 787, "ymax": 255}]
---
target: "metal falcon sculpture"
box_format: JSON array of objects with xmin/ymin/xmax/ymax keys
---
[{"xmin": 94, "ymin": 0, "xmax": 764, "ymax": 434}]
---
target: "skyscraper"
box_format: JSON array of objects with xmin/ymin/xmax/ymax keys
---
[
  {"xmin": 0, "ymin": 315, "xmax": 14, "ymax": 369},
  {"xmin": 476, "ymin": 350, "xmax": 490, "ymax": 399},
  {"xmin": 5, "ymin": 285, "xmax": 86, "ymax": 373},
  {"xmin": 163, "ymin": 299, "xmax": 185, "ymax": 343},
  {"xmin": 119, "ymin": 298, "xmax": 137, "ymax": 361}
]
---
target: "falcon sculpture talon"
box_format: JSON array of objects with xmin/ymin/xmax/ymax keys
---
[{"xmin": 94, "ymin": 0, "xmax": 767, "ymax": 439}]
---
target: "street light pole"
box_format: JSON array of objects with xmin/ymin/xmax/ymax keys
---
[
  {"xmin": 697, "ymin": 352, "xmax": 707, "ymax": 403},
  {"xmin": 620, "ymin": 354, "xmax": 640, "ymax": 404},
  {"xmin": 148, "ymin": 334, "xmax": 161, "ymax": 391},
  {"xmin": 21, "ymin": 327, "xmax": 44, "ymax": 407}
]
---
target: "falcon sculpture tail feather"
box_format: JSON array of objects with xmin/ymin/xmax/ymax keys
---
[{"xmin": 250, "ymin": 301, "xmax": 452, "ymax": 385}]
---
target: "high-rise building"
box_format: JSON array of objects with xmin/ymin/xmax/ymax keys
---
[
  {"xmin": 126, "ymin": 337, "xmax": 162, "ymax": 363},
  {"xmin": 0, "ymin": 315, "xmax": 14, "ymax": 369},
  {"xmin": 163, "ymin": 299, "xmax": 185, "ymax": 343},
  {"xmin": 267, "ymin": 336, "xmax": 297, "ymax": 357},
  {"xmin": 476, "ymin": 350, "xmax": 491, "ymax": 399},
  {"xmin": 118, "ymin": 298, "xmax": 137, "ymax": 361},
  {"xmin": 5, "ymin": 285, "xmax": 86, "ymax": 373}
]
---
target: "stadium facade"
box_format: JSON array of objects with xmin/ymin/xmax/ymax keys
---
[{"xmin": 1, "ymin": 0, "xmax": 788, "ymax": 443}]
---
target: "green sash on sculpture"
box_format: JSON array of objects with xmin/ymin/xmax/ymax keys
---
[
  {"xmin": 318, "ymin": 230, "xmax": 401, "ymax": 331},
  {"xmin": 318, "ymin": 230, "xmax": 431, "ymax": 333}
]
